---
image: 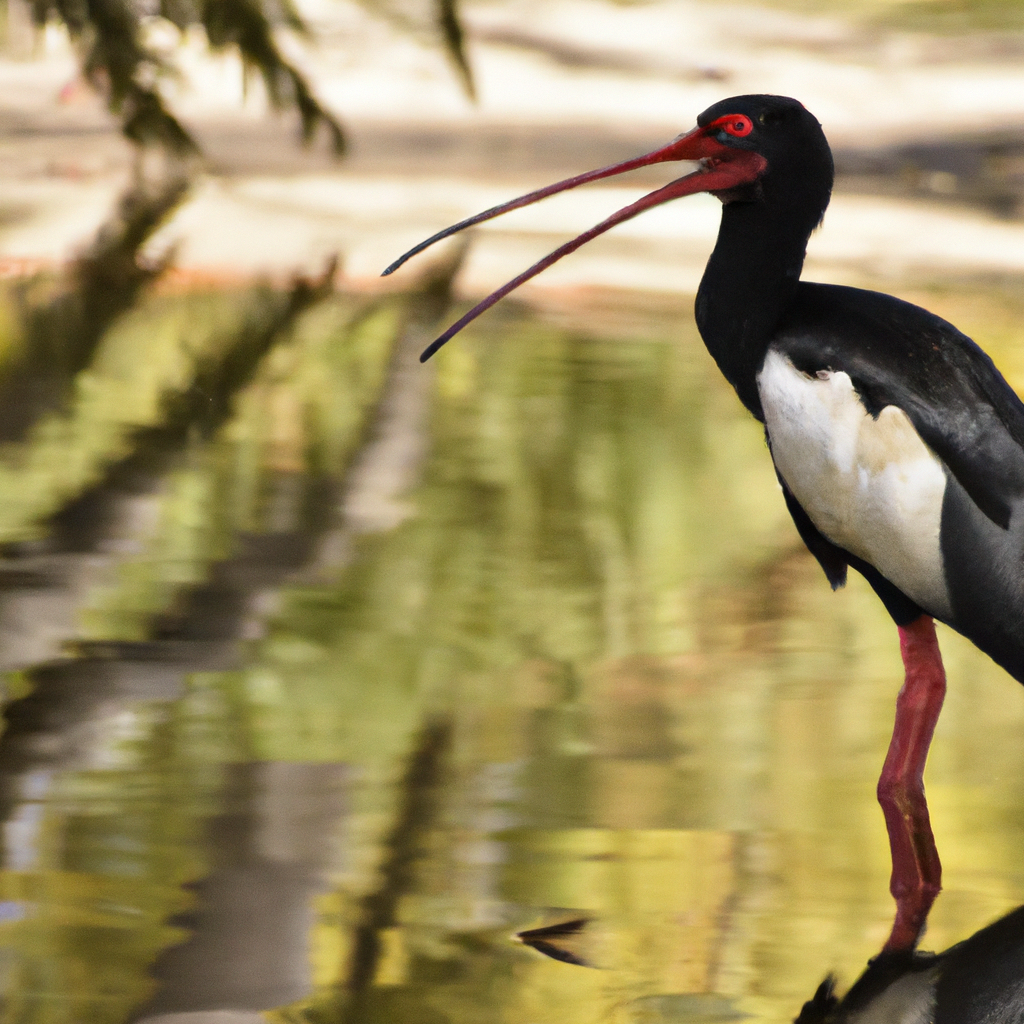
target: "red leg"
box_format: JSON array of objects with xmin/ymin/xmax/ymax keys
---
[{"xmin": 877, "ymin": 615, "xmax": 946, "ymax": 953}]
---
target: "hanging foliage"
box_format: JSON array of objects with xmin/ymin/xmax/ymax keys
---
[{"xmin": 19, "ymin": 0, "xmax": 474, "ymax": 156}]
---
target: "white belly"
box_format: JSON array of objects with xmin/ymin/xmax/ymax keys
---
[{"xmin": 757, "ymin": 349, "xmax": 952, "ymax": 619}]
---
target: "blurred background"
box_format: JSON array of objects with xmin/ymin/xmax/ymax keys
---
[{"xmin": 0, "ymin": 0, "xmax": 1023, "ymax": 1021}]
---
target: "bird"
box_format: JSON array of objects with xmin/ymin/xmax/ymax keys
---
[
  {"xmin": 383, "ymin": 94, "xmax": 1024, "ymax": 953},
  {"xmin": 795, "ymin": 902, "xmax": 1024, "ymax": 1023}
]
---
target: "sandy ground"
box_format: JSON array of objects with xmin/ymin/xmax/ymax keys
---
[{"xmin": 1, "ymin": 0, "xmax": 1024, "ymax": 302}]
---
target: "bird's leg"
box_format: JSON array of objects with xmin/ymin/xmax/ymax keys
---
[{"xmin": 878, "ymin": 614, "xmax": 946, "ymax": 953}]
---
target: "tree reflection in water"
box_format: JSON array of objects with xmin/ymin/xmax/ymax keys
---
[
  {"xmin": 519, "ymin": 797, "xmax": 1024, "ymax": 1024},
  {"xmin": 0, "ymin": 279, "xmax": 1023, "ymax": 1022}
]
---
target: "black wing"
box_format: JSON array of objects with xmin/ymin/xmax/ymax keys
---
[
  {"xmin": 934, "ymin": 904, "xmax": 1024, "ymax": 1024},
  {"xmin": 773, "ymin": 282, "xmax": 1024, "ymax": 682},
  {"xmin": 776, "ymin": 282, "xmax": 1024, "ymax": 531}
]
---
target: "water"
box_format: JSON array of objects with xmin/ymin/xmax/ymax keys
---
[{"xmin": 2, "ymin": 275, "xmax": 1024, "ymax": 1023}]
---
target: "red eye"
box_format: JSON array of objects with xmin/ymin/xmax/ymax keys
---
[{"xmin": 714, "ymin": 114, "xmax": 754, "ymax": 138}]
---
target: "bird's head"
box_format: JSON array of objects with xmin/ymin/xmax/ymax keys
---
[
  {"xmin": 384, "ymin": 94, "xmax": 834, "ymax": 360},
  {"xmin": 693, "ymin": 95, "xmax": 833, "ymax": 215}
]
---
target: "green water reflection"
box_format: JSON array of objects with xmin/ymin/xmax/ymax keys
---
[{"xmin": 2, "ymin": 282, "xmax": 1024, "ymax": 1023}]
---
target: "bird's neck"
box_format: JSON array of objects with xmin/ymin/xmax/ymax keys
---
[{"xmin": 695, "ymin": 199, "xmax": 815, "ymax": 418}]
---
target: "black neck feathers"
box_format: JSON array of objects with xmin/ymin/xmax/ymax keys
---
[
  {"xmin": 695, "ymin": 199, "xmax": 814, "ymax": 416},
  {"xmin": 693, "ymin": 98, "xmax": 833, "ymax": 417}
]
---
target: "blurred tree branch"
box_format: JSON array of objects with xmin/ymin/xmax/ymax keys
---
[
  {"xmin": 25, "ymin": 0, "xmax": 343, "ymax": 155},
  {"xmin": 355, "ymin": 0, "xmax": 474, "ymax": 104},
  {"xmin": 0, "ymin": 0, "xmax": 474, "ymax": 444},
  {"xmin": 15, "ymin": 0, "xmax": 474, "ymax": 158},
  {"xmin": 0, "ymin": 175, "xmax": 189, "ymax": 444},
  {"xmin": 436, "ymin": 0, "xmax": 474, "ymax": 101}
]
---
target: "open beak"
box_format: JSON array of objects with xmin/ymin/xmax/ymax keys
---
[{"xmin": 382, "ymin": 122, "xmax": 767, "ymax": 362}]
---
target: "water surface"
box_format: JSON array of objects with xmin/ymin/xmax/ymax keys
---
[{"xmin": 1, "ymin": 280, "xmax": 1024, "ymax": 1023}]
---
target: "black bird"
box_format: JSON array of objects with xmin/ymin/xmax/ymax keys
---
[
  {"xmin": 384, "ymin": 94, "xmax": 1024, "ymax": 952},
  {"xmin": 795, "ymin": 903, "xmax": 1024, "ymax": 1023}
]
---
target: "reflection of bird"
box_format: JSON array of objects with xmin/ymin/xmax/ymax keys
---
[
  {"xmin": 386, "ymin": 94, "xmax": 1024, "ymax": 952},
  {"xmin": 796, "ymin": 903, "xmax": 1024, "ymax": 1023}
]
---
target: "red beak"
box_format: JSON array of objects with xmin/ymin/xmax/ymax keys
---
[{"xmin": 382, "ymin": 121, "xmax": 767, "ymax": 361}]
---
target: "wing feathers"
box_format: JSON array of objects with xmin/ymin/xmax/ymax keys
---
[{"xmin": 778, "ymin": 284, "xmax": 1024, "ymax": 532}]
